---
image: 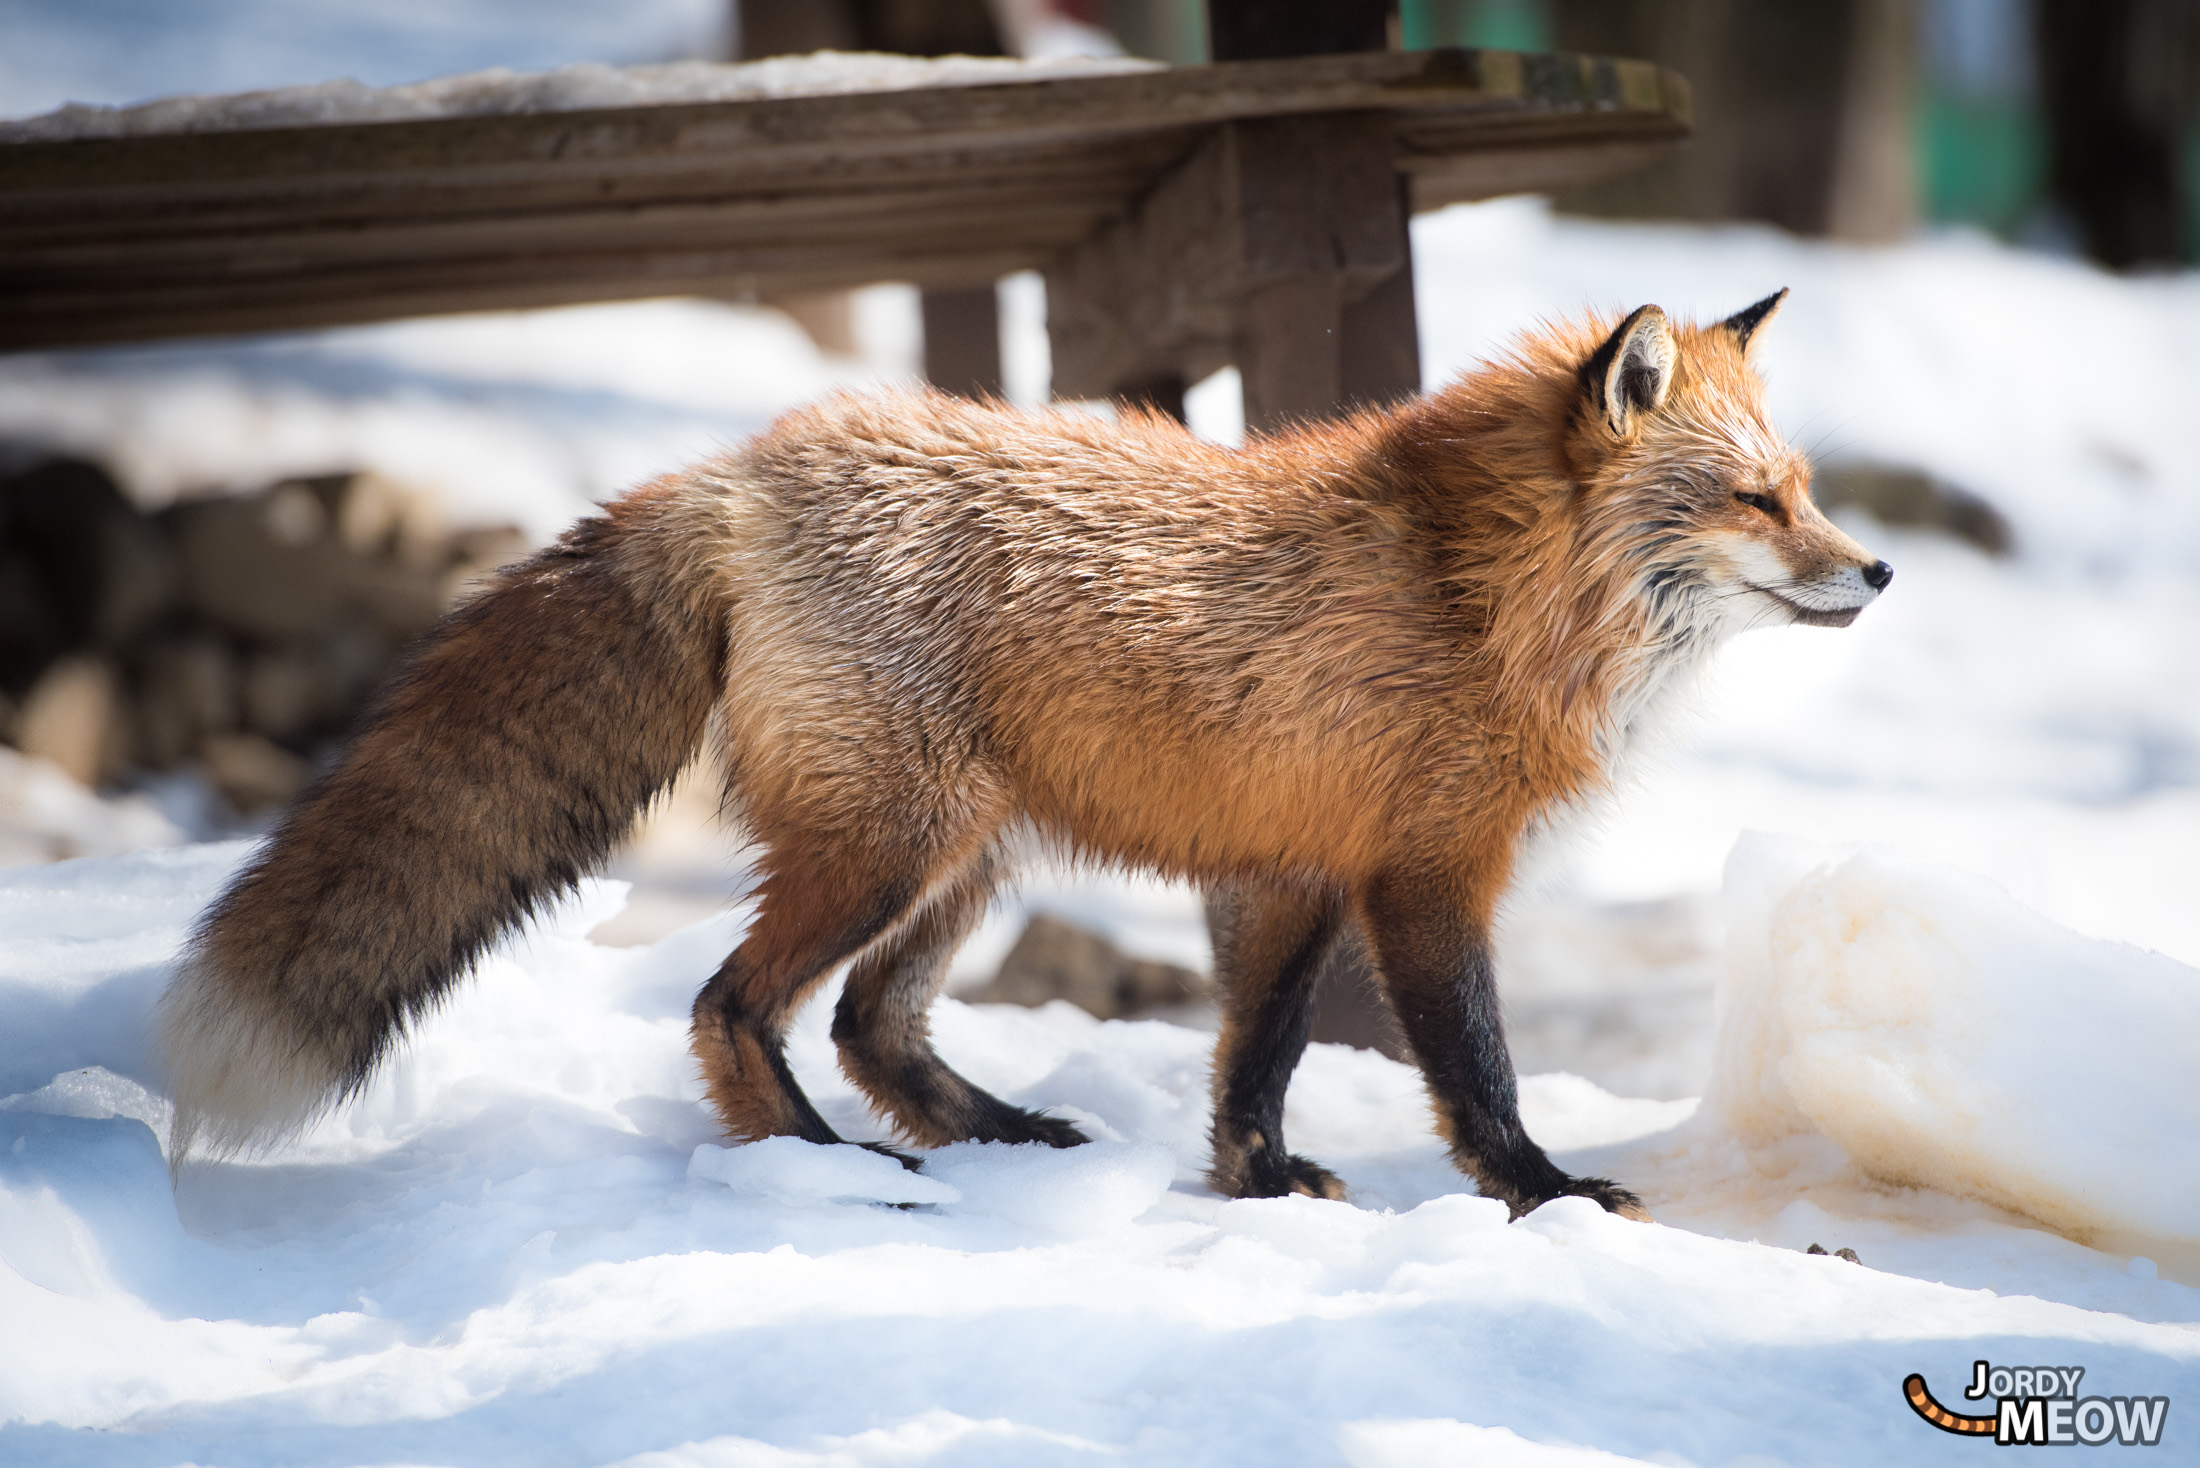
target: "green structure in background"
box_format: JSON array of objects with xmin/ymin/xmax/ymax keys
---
[
  {"xmin": 1398, "ymin": 0, "xmax": 2056, "ymax": 248},
  {"xmin": 1917, "ymin": 89, "xmax": 2043, "ymax": 237},
  {"xmin": 1399, "ymin": 0, "xmax": 1549, "ymax": 54},
  {"xmin": 1916, "ymin": 0, "xmax": 2046, "ymax": 242}
]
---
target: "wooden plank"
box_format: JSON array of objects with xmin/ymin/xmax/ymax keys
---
[
  {"xmin": 0, "ymin": 132, "xmax": 1200, "ymax": 246},
  {"xmin": 9, "ymin": 235, "xmax": 1058, "ymax": 324},
  {"xmin": 0, "ymin": 249, "xmax": 1049, "ymax": 351},
  {"xmin": 6, "ymin": 179, "xmax": 1140, "ymax": 275}
]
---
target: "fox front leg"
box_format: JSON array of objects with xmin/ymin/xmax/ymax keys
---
[
  {"xmin": 1204, "ymin": 883, "xmax": 1351, "ymax": 1201},
  {"xmin": 1357, "ymin": 869, "xmax": 1650, "ymax": 1221}
]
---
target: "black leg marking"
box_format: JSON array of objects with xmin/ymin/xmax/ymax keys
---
[
  {"xmin": 833, "ymin": 856, "xmax": 1090, "ymax": 1150},
  {"xmin": 1360, "ymin": 872, "xmax": 1647, "ymax": 1220},
  {"xmin": 1205, "ymin": 885, "xmax": 1349, "ymax": 1201}
]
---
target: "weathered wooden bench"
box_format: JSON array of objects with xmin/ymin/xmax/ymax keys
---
[{"xmin": 0, "ymin": 47, "xmax": 1687, "ymax": 430}]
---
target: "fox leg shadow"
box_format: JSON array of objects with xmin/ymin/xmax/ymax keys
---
[
  {"xmin": 1205, "ymin": 883, "xmax": 1351, "ymax": 1201},
  {"xmin": 832, "ymin": 851, "xmax": 1087, "ymax": 1150},
  {"xmin": 1359, "ymin": 869, "xmax": 1648, "ymax": 1221}
]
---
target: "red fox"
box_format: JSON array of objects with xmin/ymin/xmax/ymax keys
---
[{"xmin": 160, "ymin": 291, "xmax": 1889, "ymax": 1219}]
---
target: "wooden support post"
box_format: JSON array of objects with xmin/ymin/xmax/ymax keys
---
[
  {"xmin": 1117, "ymin": 375, "xmax": 1190, "ymax": 422},
  {"xmin": 921, "ymin": 284, "xmax": 1003, "ymax": 400},
  {"xmin": 742, "ymin": 0, "xmax": 1013, "ymax": 395},
  {"xmin": 1231, "ymin": 113, "xmax": 1418, "ymax": 431},
  {"xmin": 1044, "ymin": 113, "xmax": 1417, "ymax": 430}
]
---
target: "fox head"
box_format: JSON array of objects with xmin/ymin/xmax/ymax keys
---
[{"xmin": 1565, "ymin": 290, "xmax": 1892, "ymax": 635}]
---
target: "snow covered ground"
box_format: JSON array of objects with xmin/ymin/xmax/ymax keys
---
[
  {"xmin": 3, "ymin": 95, "xmax": 2199, "ymax": 1460},
  {"xmin": 2, "ymin": 839, "xmax": 2194, "ymax": 1464}
]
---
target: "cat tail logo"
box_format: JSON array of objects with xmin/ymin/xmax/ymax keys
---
[
  {"xmin": 1905, "ymin": 1375, "xmax": 1997, "ymax": 1437},
  {"xmin": 1905, "ymin": 1361, "xmax": 2170, "ymax": 1446}
]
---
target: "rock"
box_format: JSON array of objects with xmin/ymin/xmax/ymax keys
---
[
  {"xmin": 168, "ymin": 477, "xmax": 454, "ymax": 644},
  {"xmin": 0, "ymin": 455, "xmax": 180, "ymax": 691},
  {"xmin": 241, "ymin": 647, "xmax": 330, "ymax": 743},
  {"xmin": 972, "ymin": 913, "xmax": 1206, "ymax": 1020},
  {"xmin": 0, "ymin": 546, "xmax": 67, "ymax": 696},
  {"xmin": 0, "ymin": 454, "xmax": 528, "ymax": 809},
  {"xmin": 1814, "ymin": 463, "xmax": 2013, "ymax": 556},
  {"xmin": 136, "ymin": 636, "xmax": 239, "ymax": 769},
  {"xmin": 15, "ymin": 655, "xmax": 127, "ymax": 787},
  {"xmin": 169, "ymin": 491, "xmax": 349, "ymax": 641},
  {"xmin": 337, "ymin": 469, "xmax": 451, "ymax": 572},
  {"xmin": 199, "ymin": 731, "xmax": 312, "ymax": 813}
]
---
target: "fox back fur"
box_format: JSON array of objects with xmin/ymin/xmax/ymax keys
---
[{"xmin": 162, "ymin": 294, "xmax": 1888, "ymax": 1217}]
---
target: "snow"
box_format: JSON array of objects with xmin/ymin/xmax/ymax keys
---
[
  {"xmin": 0, "ymin": 52, "xmax": 1157, "ymax": 143},
  {"xmin": 1708, "ymin": 837, "xmax": 2200, "ymax": 1251},
  {"xmin": 0, "ymin": 746, "xmax": 184, "ymax": 868},
  {"xmin": 0, "ymin": 0, "xmax": 730, "ymax": 125},
  {"xmin": 0, "ymin": 292, "xmax": 926, "ymax": 541},
  {"xmin": 2, "ymin": 848, "xmax": 2195, "ymax": 1463}
]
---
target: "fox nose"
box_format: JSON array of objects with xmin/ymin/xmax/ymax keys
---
[{"xmin": 1862, "ymin": 560, "xmax": 1893, "ymax": 591}]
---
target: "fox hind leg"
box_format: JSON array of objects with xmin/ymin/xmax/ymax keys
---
[
  {"xmin": 691, "ymin": 841, "xmax": 944, "ymax": 1148},
  {"xmin": 1204, "ymin": 882, "xmax": 1350, "ymax": 1201},
  {"xmin": 832, "ymin": 850, "xmax": 1088, "ymax": 1149}
]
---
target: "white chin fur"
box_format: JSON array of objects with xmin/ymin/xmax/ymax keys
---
[{"xmin": 157, "ymin": 956, "xmax": 343, "ymax": 1169}]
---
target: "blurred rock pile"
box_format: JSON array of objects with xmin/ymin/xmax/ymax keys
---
[
  {"xmin": 963, "ymin": 912, "xmax": 1210, "ymax": 1020},
  {"xmin": 0, "ymin": 454, "xmax": 527, "ymax": 813},
  {"xmin": 1813, "ymin": 463, "xmax": 2013, "ymax": 556}
]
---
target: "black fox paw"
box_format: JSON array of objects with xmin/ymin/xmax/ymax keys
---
[
  {"xmin": 975, "ymin": 1106, "xmax": 1090, "ymax": 1149},
  {"xmin": 1013, "ymin": 1110, "xmax": 1092, "ymax": 1150},
  {"xmin": 1514, "ymin": 1175, "xmax": 1651, "ymax": 1223},
  {"xmin": 859, "ymin": 1139, "xmax": 926, "ymax": 1173},
  {"xmin": 1223, "ymin": 1149, "xmax": 1347, "ymax": 1202}
]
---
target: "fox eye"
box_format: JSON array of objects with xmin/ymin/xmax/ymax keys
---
[{"xmin": 1734, "ymin": 491, "xmax": 1779, "ymax": 515}]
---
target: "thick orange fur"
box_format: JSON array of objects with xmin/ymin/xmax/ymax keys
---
[{"xmin": 163, "ymin": 298, "xmax": 1886, "ymax": 1216}]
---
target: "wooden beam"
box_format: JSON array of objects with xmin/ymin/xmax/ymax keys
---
[{"xmin": 1231, "ymin": 111, "xmax": 1418, "ymax": 430}]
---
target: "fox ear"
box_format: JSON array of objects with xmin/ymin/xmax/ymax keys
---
[
  {"xmin": 1581, "ymin": 305, "xmax": 1675, "ymax": 437},
  {"xmin": 1721, "ymin": 288, "xmax": 1789, "ymax": 351}
]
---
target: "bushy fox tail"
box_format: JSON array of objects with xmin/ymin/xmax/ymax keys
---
[{"xmin": 159, "ymin": 487, "xmax": 726, "ymax": 1164}]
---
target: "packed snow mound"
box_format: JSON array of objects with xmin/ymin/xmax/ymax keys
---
[
  {"xmin": 0, "ymin": 53, "xmax": 1159, "ymax": 143},
  {"xmin": 1708, "ymin": 834, "xmax": 2200, "ymax": 1247}
]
